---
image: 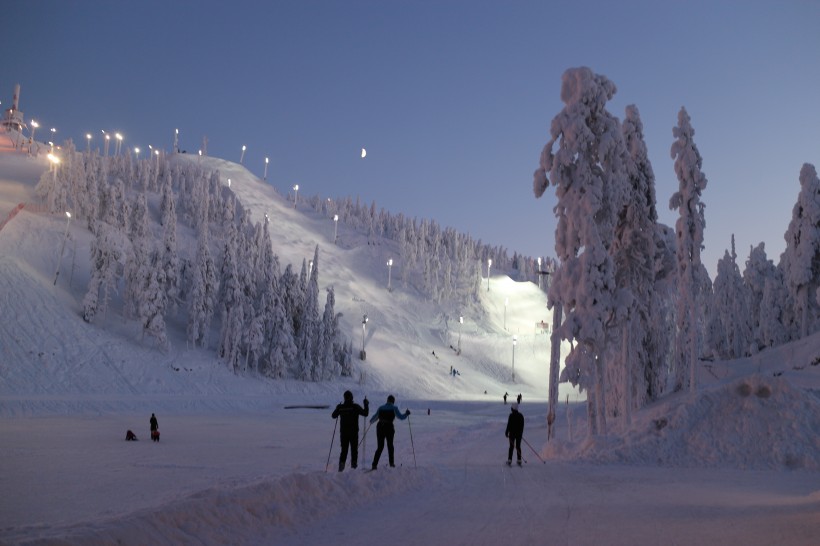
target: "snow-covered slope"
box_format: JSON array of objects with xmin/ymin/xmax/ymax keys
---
[{"xmin": 0, "ymin": 144, "xmax": 578, "ymax": 415}]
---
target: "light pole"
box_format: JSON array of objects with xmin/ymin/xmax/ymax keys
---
[
  {"xmin": 174, "ymin": 128, "xmax": 179, "ymax": 153},
  {"xmin": 504, "ymin": 297, "xmax": 508, "ymax": 330},
  {"xmin": 30, "ymin": 120, "xmax": 39, "ymax": 154},
  {"xmin": 264, "ymin": 157, "xmax": 269, "ymax": 180},
  {"xmin": 361, "ymin": 314, "xmax": 368, "ymax": 360},
  {"xmin": 512, "ymin": 335, "xmax": 517, "ymax": 382},
  {"xmin": 86, "ymin": 133, "xmax": 92, "ymax": 152},
  {"xmin": 387, "ymin": 259, "xmax": 393, "ymax": 291},
  {"xmin": 103, "ymin": 132, "xmax": 110, "ymax": 157},
  {"xmin": 458, "ymin": 315, "xmax": 463, "ymax": 354},
  {"xmin": 134, "ymin": 147, "xmax": 140, "ymax": 160},
  {"xmin": 333, "ymin": 214, "xmax": 338, "ymax": 243},
  {"xmin": 53, "ymin": 211, "xmax": 72, "ymax": 285},
  {"xmin": 154, "ymin": 148, "xmax": 160, "ymax": 168},
  {"xmin": 50, "ymin": 128, "xmax": 56, "ymax": 150},
  {"xmin": 240, "ymin": 145, "xmax": 246, "ymax": 164},
  {"xmin": 487, "ymin": 258, "xmax": 492, "ymax": 291},
  {"xmin": 292, "ymin": 184, "xmax": 299, "ymax": 208},
  {"xmin": 537, "ymin": 257, "xmax": 542, "ymax": 289},
  {"xmin": 228, "ymin": 178, "xmax": 231, "ymax": 188},
  {"xmin": 115, "ymin": 133, "xmax": 123, "ymax": 156}
]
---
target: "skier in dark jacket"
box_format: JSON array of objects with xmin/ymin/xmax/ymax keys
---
[
  {"xmin": 150, "ymin": 413, "xmax": 159, "ymax": 442},
  {"xmin": 331, "ymin": 390, "xmax": 369, "ymax": 471},
  {"xmin": 370, "ymin": 394, "xmax": 410, "ymax": 470},
  {"xmin": 505, "ymin": 403, "xmax": 524, "ymax": 465}
]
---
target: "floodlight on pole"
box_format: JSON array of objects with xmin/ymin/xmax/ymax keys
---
[
  {"xmin": 115, "ymin": 133, "xmax": 123, "ymax": 156},
  {"xmin": 333, "ymin": 214, "xmax": 338, "ymax": 243},
  {"xmin": 264, "ymin": 157, "xmax": 269, "ymax": 180},
  {"xmin": 85, "ymin": 133, "xmax": 92, "ymax": 152},
  {"xmin": 103, "ymin": 133, "xmax": 110, "ymax": 157},
  {"xmin": 361, "ymin": 314, "xmax": 369, "ymax": 360},
  {"xmin": 458, "ymin": 315, "xmax": 464, "ymax": 354},
  {"xmin": 53, "ymin": 211, "xmax": 72, "ymax": 285},
  {"xmin": 134, "ymin": 147, "xmax": 140, "ymax": 159},
  {"xmin": 240, "ymin": 144, "xmax": 246, "ymax": 164},
  {"xmin": 487, "ymin": 258, "xmax": 492, "ymax": 291},
  {"xmin": 537, "ymin": 257, "xmax": 542, "ymax": 289},
  {"xmin": 504, "ymin": 297, "xmax": 508, "ymax": 330},
  {"xmin": 50, "ymin": 128, "xmax": 56, "ymax": 150},
  {"xmin": 292, "ymin": 184, "xmax": 299, "ymax": 208},
  {"xmin": 174, "ymin": 128, "xmax": 179, "ymax": 154},
  {"xmin": 387, "ymin": 258, "xmax": 393, "ymax": 291},
  {"xmin": 30, "ymin": 120, "xmax": 39, "ymax": 154},
  {"xmin": 228, "ymin": 178, "xmax": 231, "ymax": 188},
  {"xmin": 512, "ymin": 335, "xmax": 517, "ymax": 382}
]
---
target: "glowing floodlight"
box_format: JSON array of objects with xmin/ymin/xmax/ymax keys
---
[{"xmin": 361, "ymin": 148, "xmax": 367, "ymax": 158}]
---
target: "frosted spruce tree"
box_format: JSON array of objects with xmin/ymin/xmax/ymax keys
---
[
  {"xmin": 611, "ymin": 104, "xmax": 659, "ymax": 421},
  {"xmin": 779, "ymin": 163, "xmax": 820, "ymax": 339},
  {"xmin": 709, "ymin": 236, "xmax": 753, "ymax": 359},
  {"xmin": 669, "ymin": 107, "xmax": 708, "ymax": 392},
  {"xmin": 533, "ymin": 67, "xmax": 629, "ymax": 436},
  {"xmin": 743, "ymin": 243, "xmax": 777, "ymax": 350}
]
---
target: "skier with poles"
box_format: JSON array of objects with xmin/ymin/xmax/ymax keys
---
[
  {"xmin": 369, "ymin": 394, "xmax": 410, "ymax": 470},
  {"xmin": 331, "ymin": 390, "xmax": 369, "ymax": 471},
  {"xmin": 505, "ymin": 403, "xmax": 524, "ymax": 466}
]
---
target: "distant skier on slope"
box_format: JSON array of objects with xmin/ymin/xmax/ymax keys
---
[
  {"xmin": 505, "ymin": 403, "xmax": 524, "ymax": 466},
  {"xmin": 331, "ymin": 390, "xmax": 369, "ymax": 471},
  {"xmin": 370, "ymin": 394, "xmax": 410, "ymax": 470}
]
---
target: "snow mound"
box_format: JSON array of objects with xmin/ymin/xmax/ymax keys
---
[
  {"xmin": 13, "ymin": 468, "xmax": 433, "ymax": 545},
  {"xmin": 549, "ymin": 375, "xmax": 820, "ymax": 471}
]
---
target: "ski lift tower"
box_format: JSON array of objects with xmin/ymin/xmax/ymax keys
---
[{"xmin": 2, "ymin": 84, "xmax": 26, "ymax": 134}]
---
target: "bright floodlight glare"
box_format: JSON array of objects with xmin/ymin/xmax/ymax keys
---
[
  {"xmin": 66, "ymin": 211, "xmax": 71, "ymax": 219},
  {"xmin": 115, "ymin": 133, "xmax": 122, "ymax": 141},
  {"xmin": 333, "ymin": 214, "xmax": 338, "ymax": 221},
  {"xmin": 31, "ymin": 120, "xmax": 39, "ymax": 128},
  {"xmin": 293, "ymin": 184, "xmax": 299, "ymax": 191},
  {"xmin": 361, "ymin": 148, "xmax": 366, "ymax": 158}
]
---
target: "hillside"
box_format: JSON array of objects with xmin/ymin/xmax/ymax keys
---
[{"xmin": 0, "ymin": 138, "xmax": 579, "ymax": 415}]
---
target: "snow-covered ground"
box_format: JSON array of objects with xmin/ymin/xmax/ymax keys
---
[{"xmin": 1, "ymin": 135, "xmax": 819, "ymax": 545}]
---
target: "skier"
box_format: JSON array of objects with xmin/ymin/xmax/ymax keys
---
[
  {"xmin": 331, "ymin": 390, "xmax": 369, "ymax": 471},
  {"xmin": 150, "ymin": 413, "xmax": 159, "ymax": 442},
  {"xmin": 505, "ymin": 403, "xmax": 524, "ymax": 466},
  {"xmin": 370, "ymin": 394, "xmax": 410, "ymax": 470}
]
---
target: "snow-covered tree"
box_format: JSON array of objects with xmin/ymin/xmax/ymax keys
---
[
  {"xmin": 533, "ymin": 67, "xmax": 629, "ymax": 435},
  {"xmin": 611, "ymin": 104, "xmax": 659, "ymax": 420},
  {"xmin": 709, "ymin": 236, "xmax": 753, "ymax": 359},
  {"xmin": 779, "ymin": 163, "xmax": 820, "ymax": 339},
  {"xmin": 187, "ymin": 226, "xmax": 218, "ymax": 348},
  {"xmin": 669, "ymin": 107, "xmax": 708, "ymax": 392}
]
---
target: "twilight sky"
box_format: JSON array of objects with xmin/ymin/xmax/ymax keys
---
[{"xmin": 3, "ymin": 0, "xmax": 819, "ymax": 276}]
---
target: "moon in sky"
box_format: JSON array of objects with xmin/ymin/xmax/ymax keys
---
[{"xmin": 361, "ymin": 148, "xmax": 366, "ymax": 158}]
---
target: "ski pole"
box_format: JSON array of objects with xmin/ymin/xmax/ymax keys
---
[
  {"xmin": 325, "ymin": 416, "xmax": 338, "ymax": 472},
  {"xmin": 407, "ymin": 415, "xmax": 417, "ymax": 468},
  {"xmin": 358, "ymin": 419, "xmax": 373, "ymax": 447},
  {"xmin": 522, "ymin": 436, "xmax": 546, "ymax": 464}
]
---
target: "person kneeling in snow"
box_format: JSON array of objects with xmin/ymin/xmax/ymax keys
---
[{"xmin": 125, "ymin": 430, "xmax": 138, "ymax": 441}]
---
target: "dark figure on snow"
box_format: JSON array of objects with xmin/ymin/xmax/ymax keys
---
[
  {"xmin": 505, "ymin": 403, "xmax": 524, "ymax": 466},
  {"xmin": 331, "ymin": 390, "xmax": 369, "ymax": 471},
  {"xmin": 517, "ymin": 393, "xmax": 522, "ymax": 404},
  {"xmin": 150, "ymin": 413, "xmax": 159, "ymax": 442},
  {"xmin": 503, "ymin": 392, "xmax": 508, "ymax": 404},
  {"xmin": 370, "ymin": 394, "xmax": 410, "ymax": 470},
  {"xmin": 125, "ymin": 430, "xmax": 137, "ymax": 441}
]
